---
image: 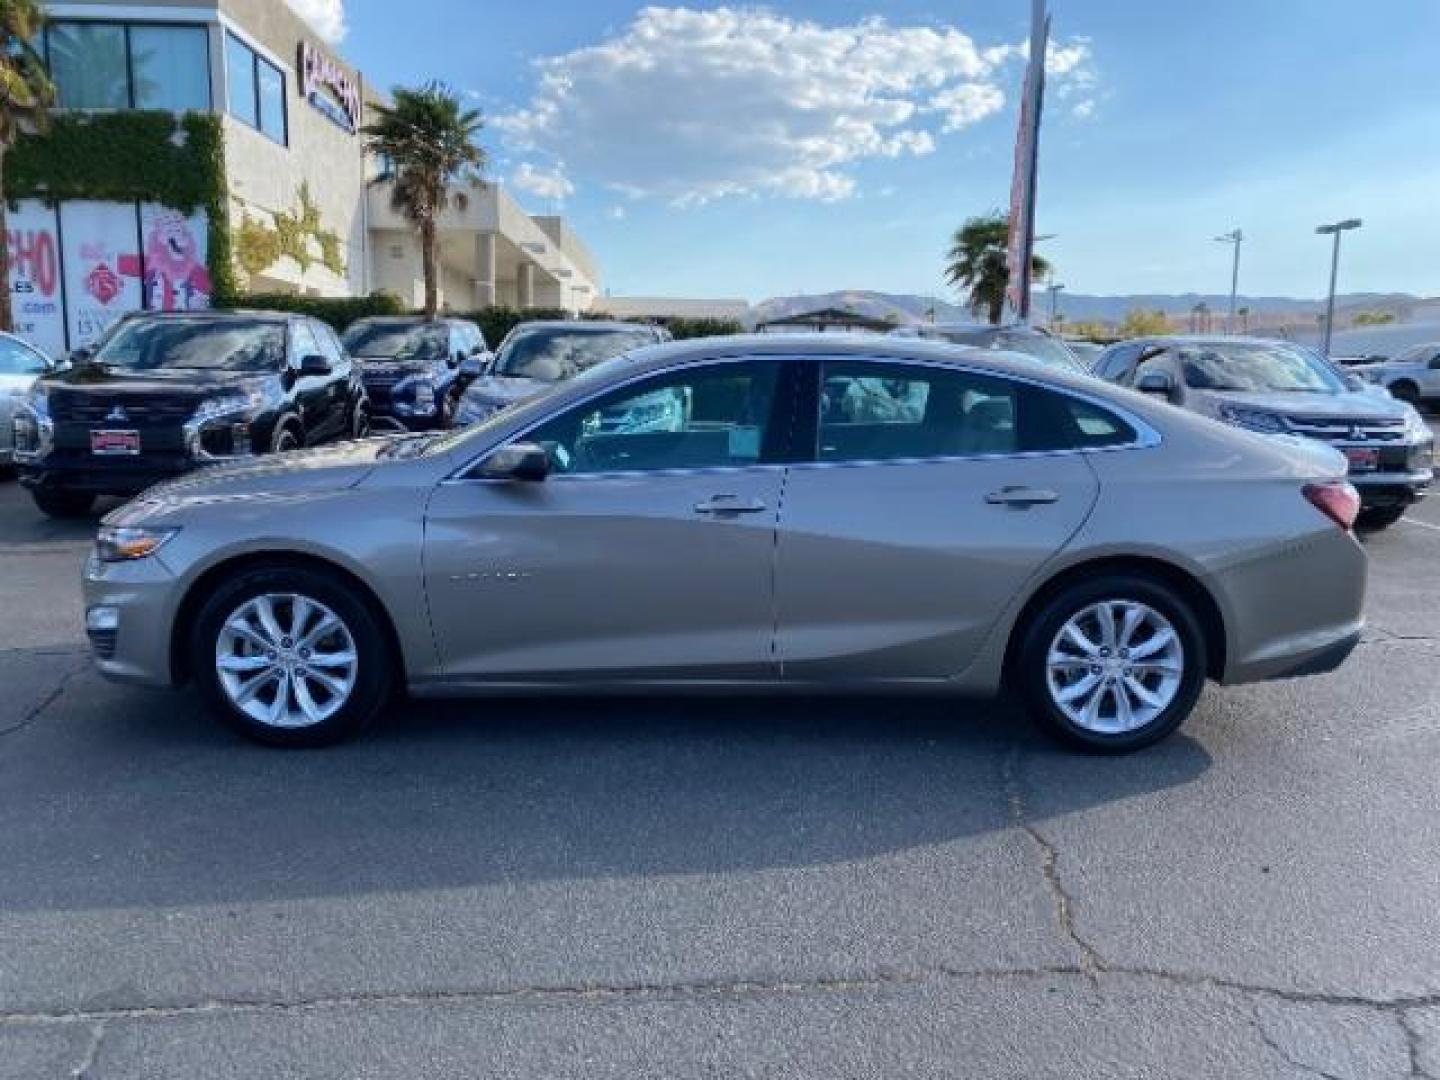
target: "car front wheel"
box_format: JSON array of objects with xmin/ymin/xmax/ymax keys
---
[
  {"xmin": 32, "ymin": 489, "xmax": 96, "ymax": 519},
  {"xmin": 191, "ymin": 565, "xmax": 393, "ymax": 747},
  {"xmin": 1016, "ymin": 574, "xmax": 1207, "ymax": 753},
  {"xmin": 1357, "ymin": 506, "xmax": 1406, "ymax": 531}
]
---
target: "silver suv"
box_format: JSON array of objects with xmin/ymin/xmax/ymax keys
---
[
  {"xmin": 1353, "ymin": 342, "xmax": 1440, "ymax": 408},
  {"xmin": 1094, "ymin": 336, "xmax": 1433, "ymax": 529}
]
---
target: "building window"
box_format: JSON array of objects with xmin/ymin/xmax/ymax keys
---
[
  {"xmin": 225, "ymin": 33, "xmax": 287, "ymax": 145},
  {"xmin": 48, "ymin": 23, "xmax": 128, "ymax": 109},
  {"xmin": 46, "ymin": 21, "xmax": 210, "ymax": 112},
  {"xmin": 131, "ymin": 26, "xmax": 210, "ymax": 111}
]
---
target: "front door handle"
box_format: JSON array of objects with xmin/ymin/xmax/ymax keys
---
[
  {"xmin": 985, "ymin": 486, "xmax": 1060, "ymax": 507},
  {"xmin": 694, "ymin": 495, "xmax": 768, "ymax": 515}
]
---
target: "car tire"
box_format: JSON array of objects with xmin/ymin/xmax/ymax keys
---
[
  {"xmin": 271, "ymin": 423, "xmax": 302, "ymax": 454},
  {"xmin": 1357, "ymin": 506, "xmax": 1406, "ymax": 531},
  {"xmin": 31, "ymin": 489, "xmax": 96, "ymax": 518},
  {"xmin": 190, "ymin": 564, "xmax": 394, "ymax": 748},
  {"xmin": 1016, "ymin": 574, "xmax": 1208, "ymax": 754}
]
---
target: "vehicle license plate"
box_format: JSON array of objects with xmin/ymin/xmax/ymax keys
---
[
  {"xmin": 1343, "ymin": 447, "xmax": 1379, "ymax": 473},
  {"xmin": 91, "ymin": 429, "xmax": 141, "ymax": 456}
]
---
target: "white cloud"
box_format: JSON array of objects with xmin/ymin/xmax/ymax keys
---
[
  {"xmin": 605, "ymin": 205, "xmax": 627, "ymax": 221},
  {"xmin": 512, "ymin": 162, "xmax": 575, "ymax": 202},
  {"xmin": 496, "ymin": 7, "xmax": 1099, "ymax": 207},
  {"xmin": 286, "ymin": 0, "xmax": 345, "ymax": 42},
  {"xmin": 1072, "ymin": 100, "xmax": 1096, "ymax": 120}
]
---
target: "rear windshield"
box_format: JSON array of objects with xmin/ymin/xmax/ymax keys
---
[
  {"xmin": 92, "ymin": 318, "xmax": 286, "ymax": 373},
  {"xmin": 497, "ymin": 329, "xmax": 655, "ymax": 382},
  {"xmin": 342, "ymin": 322, "xmax": 448, "ymax": 361}
]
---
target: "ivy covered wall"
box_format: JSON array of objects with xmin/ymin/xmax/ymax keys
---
[{"xmin": 4, "ymin": 112, "xmax": 238, "ymax": 303}]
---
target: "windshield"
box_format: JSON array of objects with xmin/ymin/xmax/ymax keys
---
[
  {"xmin": 1171, "ymin": 342, "xmax": 1345, "ymax": 393},
  {"xmin": 342, "ymin": 321, "xmax": 448, "ymax": 361},
  {"xmin": 91, "ymin": 318, "xmax": 286, "ymax": 372},
  {"xmin": 988, "ymin": 332, "xmax": 1085, "ymax": 373},
  {"xmin": 497, "ymin": 328, "xmax": 654, "ymax": 381},
  {"xmin": 0, "ymin": 338, "xmax": 48, "ymax": 376}
]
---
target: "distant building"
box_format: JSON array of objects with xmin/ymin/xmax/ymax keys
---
[{"xmin": 6, "ymin": 0, "xmax": 601, "ymax": 357}]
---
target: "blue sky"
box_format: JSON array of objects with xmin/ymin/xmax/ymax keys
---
[{"xmin": 324, "ymin": 0, "xmax": 1440, "ymax": 303}]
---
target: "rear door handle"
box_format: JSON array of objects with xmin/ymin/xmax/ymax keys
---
[
  {"xmin": 694, "ymin": 495, "xmax": 768, "ymax": 515},
  {"xmin": 985, "ymin": 486, "xmax": 1060, "ymax": 507}
]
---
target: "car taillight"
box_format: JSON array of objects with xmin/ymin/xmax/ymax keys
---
[{"xmin": 1304, "ymin": 481, "xmax": 1361, "ymax": 530}]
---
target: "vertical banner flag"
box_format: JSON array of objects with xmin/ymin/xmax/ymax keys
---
[
  {"xmin": 1005, "ymin": 0, "xmax": 1050, "ymax": 322},
  {"xmin": 5, "ymin": 201, "xmax": 66, "ymax": 358},
  {"xmin": 139, "ymin": 205, "xmax": 212, "ymax": 312},
  {"xmin": 60, "ymin": 202, "xmax": 144, "ymax": 349}
]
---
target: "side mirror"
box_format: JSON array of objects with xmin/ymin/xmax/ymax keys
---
[
  {"xmin": 449, "ymin": 350, "xmax": 464, "ymax": 369},
  {"xmin": 69, "ymin": 346, "xmax": 94, "ymax": 366},
  {"xmin": 297, "ymin": 353, "xmax": 332, "ymax": 377},
  {"xmin": 477, "ymin": 441, "xmax": 550, "ymax": 482},
  {"xmin": 459, "ymin": 353, "xmax": 487, "ymax": 378},
  {"xmin": 1135, "ymin": 370, "xmax": 1177, "ymax": 399}
]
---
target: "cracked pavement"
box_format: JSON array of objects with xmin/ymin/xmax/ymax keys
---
[{"xmin": 3, "ymin": 463, "xmax": 1440, "ymax": 1078}]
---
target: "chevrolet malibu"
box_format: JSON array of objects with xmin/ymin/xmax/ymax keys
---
[{"xmin": 83, "ymin": 336, "xmax": 1368, "ymax": 753}]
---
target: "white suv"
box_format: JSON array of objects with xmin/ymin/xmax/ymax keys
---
[{"xmin": 1357, "ymin": 343, "xmax": 1440, "ymax": 408}]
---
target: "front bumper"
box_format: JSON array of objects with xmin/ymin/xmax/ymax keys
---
[
  {"xmin": 1349, "ymin": 469, "xmax": 1431, "ymax": 509},
  {"xmin": 82, "ymin": 550, "xmax": 184, "ymax": 688},
  {"xmin": 20, "ymin": 457, "xmax": 196, "ymax": 497}
]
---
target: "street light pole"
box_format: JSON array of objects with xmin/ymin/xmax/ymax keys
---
[
  {"xmin": 1214, "ymin": 229, "xmax": 1243, "ymax": 334},
  {"xmin": 1316, "ymin": 219, "xmax": 1362, "ymax": 357}
]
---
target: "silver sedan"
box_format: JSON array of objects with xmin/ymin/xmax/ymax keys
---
[
  {"xmin": 0, "ymin": 333, "xmax": 56, "ymax": 466},
  {"xmin": 82, "ymin": 335, "xmax": 1368, "ymax": 753}
]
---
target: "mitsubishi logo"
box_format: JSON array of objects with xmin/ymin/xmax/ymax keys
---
[
  {"xmin": 105, "ymin": 405, "xmax": 129, "ymax": 424},
  {"xmin": 1349, "ymin": 425, "xmax": 1368, "ymax": 442}
]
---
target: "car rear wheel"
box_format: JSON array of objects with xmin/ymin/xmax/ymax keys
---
[
  {"xmin": 31, "ymin": 489, "xmax": 96, "ymax": 518},
  {"xmin": 191, "ymin": 565, "xmax": 393, "ymax": 747},
  {"xmin": 1357, "ymin": 506, "xmax": 1406, "ymax": 531},
  {"xmin": 1016, "ymin": 574, "xmax": 1207, "ymax": 753}
]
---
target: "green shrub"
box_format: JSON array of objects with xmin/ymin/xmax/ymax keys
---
[
  {"xmin": 226, "ymin": 291, "xmax": 406, "ymax": 330},
  {"xmin": 662, "ymin": 317, "xmax": 747, "ymax": 339}
]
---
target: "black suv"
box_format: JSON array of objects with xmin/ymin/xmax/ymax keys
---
[
  {"xmin": 13, "ymin": 311, "xmax": 368, "ymax": 518},
  {"xmin": 341, "ymin": 317, "xmax": 490, "ymax": 430}
]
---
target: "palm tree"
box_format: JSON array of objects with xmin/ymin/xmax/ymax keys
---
[
  {"xmin": 944, "ymin": 212, "xmax": 1050, "ymax": 325},
  {"xmin": 362, "ymin": 82, "xmax": 486, "ymax": 318},
  {"xmin": 0, "ymin": 0, "xmax": 56, "ymax": 332}
]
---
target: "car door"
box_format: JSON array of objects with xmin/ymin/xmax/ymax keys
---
[
  {"xmin": 774, "ymin": 359, "xmax": 1103, "ymax": 681},
  {"xmin": 423, "ymin": 358, "xmax": 799, "ymax": 682},
  {"xmin": 310, "ymin": 320, "xmax": 352, "ymax": 441},
  {"xmin": 287, "ymin": 321, "xmax": 330, "ymax": 439}
]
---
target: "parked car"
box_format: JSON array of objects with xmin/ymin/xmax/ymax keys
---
[
  {"xmin": 1064, "ymin": 340, "xmax": 1106, "ymax": 368},
  {"xmin": 84, "ymin": 335, "xmax": 1366, "ymax": 754},
  {"xmin": 341, "ymin": 317, "xmax": 489, "ymax": 430},
  {"xmin": 892, "ymin": 323, "xmax": 1088, "ymax": 374},
  {"xmin": 14, "ymin": 311, "xmax": 368, "ymax": 518},
  {"xmin": 1092, "ymin": 336, "xmax": 1433, "ymax": 530},
  {"xmin": 1350, "ymin": 342, "xmax": 1440, "ymax": 408},
  {"xmin": 454, "ymin": 320, "xmax": 670, "ymax": 426},
  {"xmin": 0, "ymin": 333, "xmax": 58, "ymax": 471}
]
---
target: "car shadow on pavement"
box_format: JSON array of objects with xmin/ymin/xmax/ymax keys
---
[{"xmin": 0, "ymin": 675, "xmax": 1212, "ymax": 913}]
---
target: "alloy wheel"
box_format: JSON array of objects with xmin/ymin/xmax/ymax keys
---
[
  {"xmin": 215, "ymin": 593, "xmax": 358, "ymax": 729},
  {"xmin": 1045, "ymin": 600, "xmax": 1185, "ymax": 734}
]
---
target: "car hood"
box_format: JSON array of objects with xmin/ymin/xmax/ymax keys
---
[
  {"xmin": 42, "ymin": 365, "xmax": 268, "ymax": 401},
  {"xmin": 1189, "ymin": 388, "xmax": 1410, "ymax": 422},
  {"xmin": 129, "ymin": 437, "xmax": 404, "ymax": 508},
  {"xmin": 461, "ymin": 374, "xmax": 551, "ymax": 408},
  {"xmin": 0, "ymin": 373, "xmax": 39, "ymax": 394}
]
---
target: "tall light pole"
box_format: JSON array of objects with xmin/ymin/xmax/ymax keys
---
[
  {"xmin": 1316, "ymin": 219, "xmax": 1362, "ymax": 357},
  {"xmin": 1214, "ymin": 229, "xmax": 1243, "ymax": 334},
  {"xmin": 1047, "ymin": 282, "xmax": 1065, "ymax": 327}
]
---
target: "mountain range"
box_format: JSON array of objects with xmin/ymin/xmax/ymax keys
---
[{"xmin": 749, "ymin": 290, "xmax": 1437, "ymax": 328}]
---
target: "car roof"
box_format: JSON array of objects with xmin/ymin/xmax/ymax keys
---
[
  {"xmin": 510, "ymin": 320, "xmax": 661, "ymax": 333},
  {"xmin": 120, "ymin": 309, "xmax": 296, "ymax": 323},
  {"xmin": 600, "ymin": 333, "xmax": 1106, "ymax": 394}
]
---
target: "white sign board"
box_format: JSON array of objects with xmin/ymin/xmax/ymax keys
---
[
  {"xmin": 60, "ymin": 202, "xmax": 144, "ymax": 350},
  {"xmin": 139, "ymin": 204, "xmax": 212, "ymax": 311},
  {"xmin": 5, "ymin": 200, "xmax": 67, "ymax": 358}
]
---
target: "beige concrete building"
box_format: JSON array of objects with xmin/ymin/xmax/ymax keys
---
[{"xmin": 23, "ymin": 0, "xmax": 599, "ymax": 346}]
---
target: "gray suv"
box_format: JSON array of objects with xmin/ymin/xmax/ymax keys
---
[{"xmin": 1094, "ymin": 336, "xmax": 1433, "ymax": 529}]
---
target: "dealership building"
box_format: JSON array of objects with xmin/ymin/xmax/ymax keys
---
[{"xmin": 6, "ymin": 0, "xmax": 600, "ymax": 357}]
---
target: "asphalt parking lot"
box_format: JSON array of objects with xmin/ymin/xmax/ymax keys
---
[{"xmin": 3, "ymin": 450, "xmax": 1440, "ymax": 1078}]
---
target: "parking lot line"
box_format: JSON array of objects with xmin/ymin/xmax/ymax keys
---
[{"xmin": 1401, "ymin": 517, "xmax": 1440, "ymax": 533}]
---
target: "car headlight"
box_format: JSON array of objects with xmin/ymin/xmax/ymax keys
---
[
  {"xmin": 13, "ymin": 386, "xmax": 53, "ymax": 460},
  {"xmin": 1218, "ymin": 405, "xmax": 1289, "ymax": 434},
  {"xmin": 95, "ymin": 525, "xmax": 179, "ymax": 562},
  {"xmin": 191, "ymin": 390, "xmax": 266, "ymax": 424}
]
